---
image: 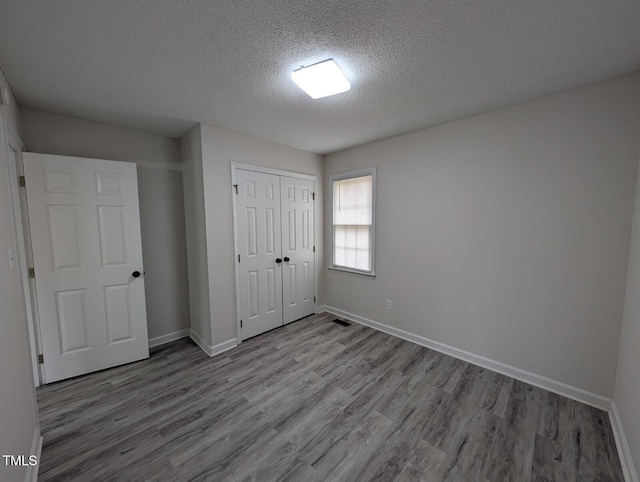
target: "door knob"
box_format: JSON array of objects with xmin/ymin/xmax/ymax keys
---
[
  {"xmin": 132, "ymin": 271, "xmax": 141, "ymax": 278},
  {"xmin": 283, "ymin": 257, "xmax": 290, "ymax": 262},
  {"xmin": 275, "ymin": 258, "xmax": 282, "ymax": 264}
]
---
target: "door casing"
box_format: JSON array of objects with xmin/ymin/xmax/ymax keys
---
[
  {"xmin": 231, "ymin": 162, "xmax": 318, "ymax": 344},
  {"xmin": 0, "ymin": 116, "xmax": 43, "ymax": 386}
]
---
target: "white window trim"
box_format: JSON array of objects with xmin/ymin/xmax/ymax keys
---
[{"xmin": 329, "ymin": 167, "xmax": 376, "ymax": 278}]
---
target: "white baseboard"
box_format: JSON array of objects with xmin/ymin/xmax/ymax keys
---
[
  {"xmin": 25, "ymin": 427, "xmax": 42, "ymax": 482},
  {"xmin": 318, "ymin": 305, "xmax": 612, "ymax": 411},
  {"xmin": 189, "ymin": 330, "xmax": 237, "ymax": 357},
  {"xmin": 609, "ymin": 401, "xmax": 639, "ymax": 482},
  {"xmin": 209, "ymin": 338, "xmax": 238, "ymax": 356},
  {"xmin": 148, "ymin": 328, "xmax": 190, "ymax": 348}
]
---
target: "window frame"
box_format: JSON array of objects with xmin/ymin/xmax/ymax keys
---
[{"xmin": 329, "ymin": 167, "xmax": 376, "ymax": 278}]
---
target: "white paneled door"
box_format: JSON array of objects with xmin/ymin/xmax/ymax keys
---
[
  {"xmin": 281, "ymin": 176, "xmax": 315, "ymax": 324},
  {"xmin": 23, "ymin": 153, "xmax": 149, "ymax": 383},
  {"xmin": 236, "ymin": 169, "xmax": 315, "ymax": 341},
  {"xmin": 237, "ymin": 170, "xmax": 284, "ymax": 339}
]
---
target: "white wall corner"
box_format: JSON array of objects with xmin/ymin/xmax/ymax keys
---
[
  {"xmin": 609, "ymin": 401, "xmax": 639, "ymax": 482},
  {"xmin": 148, "ymin": 329, "xmax": 191, "ymax": 349},
  {"xmin": 317, "ymin": 305, "xmax": 613, "ymax": 411},
  {"xmin": 25, "ymin": 427, "xmax": 42, "ymax": 482},
  {"xmin": 189, "ymin": 329, "xmax": 210, "ymax": 355},
  {"xmin": 190, "ymin": 330, "xmax": 237, "ymax": 357}
]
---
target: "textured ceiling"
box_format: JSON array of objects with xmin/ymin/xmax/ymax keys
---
[{"xmin": 0, "ymin": 0, "xmax": 639, "ymax": 154}]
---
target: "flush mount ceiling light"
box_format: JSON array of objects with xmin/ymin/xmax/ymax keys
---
[{"xmin": 291, "ymin": 59, "xmax": 351, "ymax": 99}]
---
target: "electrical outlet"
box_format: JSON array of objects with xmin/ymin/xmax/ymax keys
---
[{"xmin": 386, "ymin": 299, "xmax": 392, "ymax": 310}]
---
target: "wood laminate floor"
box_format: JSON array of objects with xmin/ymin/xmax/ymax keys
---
[{"xmin": 37, "ymin": 313, "xmax": 624, "ymax": 481}]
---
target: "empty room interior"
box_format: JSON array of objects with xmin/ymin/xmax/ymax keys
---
[{"xmin": 1, "ymin": 1, "xmax": 640, "ymax": 481}]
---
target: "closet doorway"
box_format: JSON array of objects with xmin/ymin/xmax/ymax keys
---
[{"xmin": 232, "ymin": 163, "xmax": 316, "ymax": 341}]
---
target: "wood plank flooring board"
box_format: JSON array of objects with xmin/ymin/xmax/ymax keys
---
[
  {"xmin": 290, "ymin": 325, "xmax": 356, "ymax": 364},
  {"xmin": 291, "ymin": 336, "xmax": 347, "ymax": 368},
  {"xmin": 374, "ymin": 359, "xmax": 438, "ymax": 423},
  {"xmin": 392, "ymin": 341, "xmax": 430, "ymax": 377},
  {"xmin": 436, "ymin": 408, "xmax": 497, "ymax": 481},
  {"xmin": 396, "ymin": 439, "xmax": 448, "ymax": 481},
  {"xmin": 164, "ymin": 399, "xmax": 269, "ymax": 466},
  {"xmin": 311, "ymin": 409, "xmax": 394, "ymax": 478},
  {"xmin": 171, "ymin": 415, "xmax": 279, "ymax": 480},
  {"xmin": 39, "ymin": 426, "xmax": 163, "ymax": 481},
  {"xmin": 491, "ymin": 375, "xmax": 516, "ymax": 420},
  {"xmin": 244, "ymin": 341, "xmax": 349, "ymax": 404},
  {"xmin": 270, "ymin": 386, "xmax": 353, "ymax": 450},
  {"xmin": 249, "ymin": 374, "xmax": 334, "ymax": 432},
  {"xmin": 36, "ymin": 313, "xmax": 624, "ymax": 481},
  {"xmin": 484, "ymin": 381, "xmax": 542, "ymax": 481},
  {"xmin": 222, "ymin": 388, "xmax": 351, "ymax": 482},
  {"xmin": 43, "ymin": 399, "xmax": 153, "ymax": 457}
]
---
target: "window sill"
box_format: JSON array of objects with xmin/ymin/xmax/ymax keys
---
[{"xmin": 328, "ymin": 266, "xmax": 376, "ymax": 279}]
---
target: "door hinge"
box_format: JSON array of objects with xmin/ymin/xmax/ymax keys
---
[
  {"xmin": 312, "ymin": 192, "xmax": 316, "ymax": 200},
  {"xmin": 19, "ymin": 175, "xmax": 25, "ymax": 187},
  {"xmin": 38, "ymin": 354, "xmax": 44, "ymax": 364},
  {"xmin": 240, "ymin": 320, "xmax": 243, "ymax": 328},
  {"xmin": 238, "ymin": 254, "xmax": 241, "ymax": 263},
  {"xmin": 28, "ymin": 267, "xmax": 35, "ymax": 279},
  {"xmin": 233, "ymin": 184, "xmax": 238, "ymax": 194},
  {"xmin": 313, "ymin": 246, "xmax": 315, "ymax": 253},
  {"xmin": 314, "ymin": 296, "xmax": 316, "ymax": 303}
]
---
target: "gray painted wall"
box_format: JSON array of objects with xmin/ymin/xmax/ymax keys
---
[
  {"xmin": 180, "ymin": 126, "xmax": 211, "ymax": 343},
  {"xmin": 323, "ymin": 73, "xmax": 640, "ymax": 397},
  {"xmin": 137, "ymin": 166, "xmax": 190, "ymax": 339},
  {"xmin": 19, "ymin": 108, "xmax": 190, "ymax": 342},
  {"xmin": 20, "ymin": 108, "xmax": 180, "ymax": 163},
  {"xmin": 615, "ymin": 152, "xmax": 640, "ymax": 477},
  {"xmin": 0, "ymin": 67, "xmax": 40, "ymax": 482}
]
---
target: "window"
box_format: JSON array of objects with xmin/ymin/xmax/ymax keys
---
[{"xmin": 330, "ymin": 168, "xmax": 376, "ymax": 277}]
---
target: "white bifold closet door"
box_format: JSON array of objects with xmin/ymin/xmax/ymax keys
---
[
  {"xmin": 280, "ymin": 176, "xmax": 315, "ymax": 324},
  {"xmin": 236, "ymin": 170, "xmax": 284, "ymax": 339},
  {"xmin": 23, "ymin": 153, "xmax": 149, "ymax": 383},
  {"xmin": 236, "ymin": 169, "xmax": 315, "ymax": 340}
]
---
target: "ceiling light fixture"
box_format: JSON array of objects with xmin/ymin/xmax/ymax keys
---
[{"xmin": 291, "ymin": 59, "xmax": 351, "ymax": 99}]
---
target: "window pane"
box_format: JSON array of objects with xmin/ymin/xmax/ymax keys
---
[
  {"xmin": 334, "ymin": 225, "xmax": 371, "ymax": 271},
  {"xmin": 333, "ymin": 175, "xmax": 372, "ymax": 226},
  {"xmin": 332, "ymin": 172, "xmax": 374, "ymax": 273}
]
